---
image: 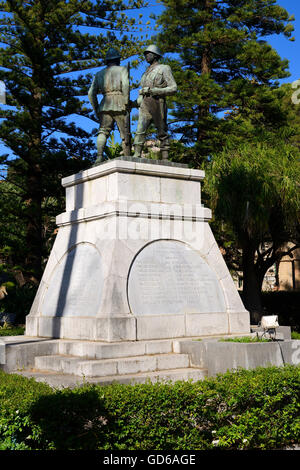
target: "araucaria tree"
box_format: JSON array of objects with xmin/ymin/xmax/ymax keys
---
[
  {"xmin": 155, "ymin": 0, "xmax": 295, "ymax": 161},
  {"xmin": 0, "ymin": 0, "xmax": 145, "ymax": 282}
]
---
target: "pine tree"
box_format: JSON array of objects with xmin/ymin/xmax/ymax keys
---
[
  {"xmin": 0, "ymin": 0, "xmax": 146, "ymax": 281},
  {"xmin": 155, "ymin": 0, "xmax": 295, "ymax": 161}
]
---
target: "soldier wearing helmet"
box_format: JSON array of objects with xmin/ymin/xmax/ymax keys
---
[
  {"xmin": 88, "ymin": 47, "xmax": 130, "ymax": 165},
  {"xmin": 133, "ymin": 45, "xmax": 177, "ymax": 160}
]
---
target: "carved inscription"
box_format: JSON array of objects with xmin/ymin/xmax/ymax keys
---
[{"xmin": 128, "ymin": 240, "xmax": 226, "ymax": 315}]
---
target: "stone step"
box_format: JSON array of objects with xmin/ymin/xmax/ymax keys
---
[
  {"xmin": 57, "ymin": 339, "xmax": 174, "ymax": 359},
  {"xmin": 1, "ymin": 337, "xmax": 177, "ymax": 372},
  {"xmin": 34, "ymin": 353, "xmax": 190, "ymax": 377},
  {"xmin": 15, "ymin": 367, "xmax": 208, "ymax": 389}
]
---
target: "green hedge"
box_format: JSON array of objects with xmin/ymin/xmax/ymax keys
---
[{"xmin": 0, "ymin": 365, "xmax": 299, "ymax": 450}]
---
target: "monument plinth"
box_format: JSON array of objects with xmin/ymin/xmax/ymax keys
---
[{"xmin": 26, "ymin": 157, "xmax": 250, "ymax": 341}]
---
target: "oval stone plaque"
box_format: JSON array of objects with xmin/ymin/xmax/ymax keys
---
[
  {"xmin": 127, "ymin": 240, "xmax": 226, "ymax": 315},
  {"xmin": 42, "ymin": 243, "xmax": 103, "ymax": 317}
]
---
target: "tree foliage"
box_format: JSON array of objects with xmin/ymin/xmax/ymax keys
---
[
  {"xmin": 205, "ymin": 136, "xmax": 300, "ymax": 320},
  {"xmin": 155, "ymin": 0, "xmax": 295, "ymax": 160}
]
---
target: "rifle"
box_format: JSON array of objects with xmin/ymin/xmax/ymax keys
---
[{"xmin": 124, "ymin": 61, "xmax": 131, "ymax": 155}]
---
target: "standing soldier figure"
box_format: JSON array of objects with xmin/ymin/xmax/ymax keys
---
[
  {"xmin": 88, "ymin": 48, "xmax": 130, "ymax": 165},
  {"xmin": 133, "ymin": 45, "xmax": 177, "ymax": 161}
]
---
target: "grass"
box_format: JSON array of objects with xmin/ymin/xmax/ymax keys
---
[
  {"xmin": 220, "ymin": 336, "xmax": 271, "ymax": 343},
  {"xmin": 291, "ymin": 331, "xmax": 300, "ymax": 340}
]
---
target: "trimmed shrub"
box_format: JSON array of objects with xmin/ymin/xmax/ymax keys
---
[
  {"xmin": 0, "ymin": 366, "xmax": 299, "ymax": 450},
  {"xmin": 0, "ymin": 371, "xmax": 52, "ymax": 449}
]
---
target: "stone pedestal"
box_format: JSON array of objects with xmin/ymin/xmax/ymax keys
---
[{"xmin": 26, "ymin": 157, "xmax": 250, "ymax": 341}]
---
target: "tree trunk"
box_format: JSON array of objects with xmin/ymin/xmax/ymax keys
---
[
  {"xmin": 25, "ymin": 164, "xmax": 43, "ymax": 282},
  {"xmin": 201, "ymin": 47, "xmax": 211, "ymax": 76},
  {"xmin": 25, "ymin": 76, "xmax": 43, "ymax": 282},
  {"xmin": 197, "ymin": 1, "xmax": 213, "ymax": 143},
  {"xmin": 242, "ymin": 244, "xmax": 263, "ymax": 324}
]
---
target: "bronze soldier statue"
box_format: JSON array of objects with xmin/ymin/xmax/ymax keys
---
[
  {"xmin": 133, "ymin": 45, "xmax": 177, "ymax": 160},
  {"xmin": 88, "ymin": 48, "xmax": 130, "ymax": 165}
]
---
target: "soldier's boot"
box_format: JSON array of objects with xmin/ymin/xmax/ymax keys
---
[
  {"xmin": 122, "ymin": 141, "xmax": 131, "ymax": 157},
  {"xmin": 93, "ymin": 155, "xmax": 103, "ymax": 167},
  {"xmin": 161, "ymin": 150, "xmax": 169, "ymax": 161},
  {"xmin": 93, "ymin": 134, "xmax": 106, "ymax": 166},
  {"xmin": 133, "ymin": 144, "xmax": 143, "ymax": 158}
]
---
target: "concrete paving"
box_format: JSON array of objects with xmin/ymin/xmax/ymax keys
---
[{"xmin": 13, "ymin": 366, "xmax": 208, "ymax": 389}]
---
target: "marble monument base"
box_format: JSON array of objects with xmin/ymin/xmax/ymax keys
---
[{"xmin": 26, "ymin": 157, "xmax": 250, "ymax": 342}]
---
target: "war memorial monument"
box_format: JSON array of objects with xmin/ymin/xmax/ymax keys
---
[{"xmin": 1, "ymin": 46, "xmax": 296, "ymax": 387}]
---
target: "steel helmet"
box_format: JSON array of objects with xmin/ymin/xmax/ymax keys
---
[
  {"xmin": 105, "ymin": 47, "xmax": 121, "ymax": 62},
  {"xmin": 144, "ymin": 44, "xmax": 162, "ymax": 57}
]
